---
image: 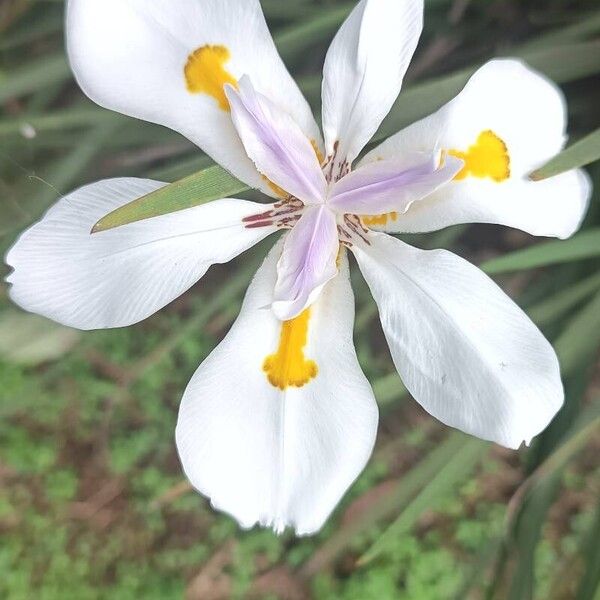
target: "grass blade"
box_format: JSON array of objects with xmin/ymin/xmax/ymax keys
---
[
  {"xmin": 91, "ymin": 166, "xmax": 249, "ymax": 233},
  {"xmin": 528, "ymin": 271, "xmax": 600, "ymax": 326},
  {"xmin": 554, "ymin": 291, "xmax": 600, "ymax": 375},
  {"xmin": 481, "ymin": 229, "xmax": 600, "ymax": 274},
  {"xmin": 300, "ymin": 430, "xmax": 471, "ymax": 577},
  {"xmin": 0, "ymin": 310, "xmax": 80, "ymax": 366},
  {"xmin": 575, "ymin": 502, "xmax": 600, "ymax": 600},
  {"xmin": 0, "ymin": 54, "xmax": 69, "ymax": 103},
  {"xmin": 530, "ymin": 128, "xmax": 600, "ymax": 180},
  {"xmin": 358, "ymin": 436, "xmax": 487, "ymax": 565}
]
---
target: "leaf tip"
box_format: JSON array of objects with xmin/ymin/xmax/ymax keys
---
[
  {"xmin": 90, "ymin": 219, "xmax": 108, "ymax": 234},
  {"xmin": 528, "ymin": 170, "xmax": 544, "ymax": 182},
  {"xmin": 355, "ymin": 553, "xmax": 372, "ymax": 567}
]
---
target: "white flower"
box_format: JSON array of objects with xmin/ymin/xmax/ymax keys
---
[{"xmin": 5, "ymin": 0, "xmax": 591, "ymax": 535}]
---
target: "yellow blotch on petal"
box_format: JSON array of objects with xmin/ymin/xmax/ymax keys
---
[
  {"xmin": 449, "ymin": 130, "xmax": 510, "ymax": 182},
  {"xmin": 362, "ymin": 212, "xmax": 399, "ymax": 227},
  {"xmin": 184, "ymin": 45, "xmax": 238, "ymax": 111},
  {"xmin": 263, "ymin": 309, "xmax": 318, "ymax": 390}
]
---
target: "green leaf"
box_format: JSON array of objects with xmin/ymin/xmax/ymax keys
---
[
  {"xmin": 92, "ymin": 165, "xmax": 249, "ymax": 233},
  {"xmin": 576, "ymin": 501, "xmax": 600, "ymax": 600},
  {"xmin": 0, "ymin": 54, "xmax": 70, "ymax": 103},
  {"xmin": 0, "ymin": 106, "xmax": 119, "ymax": 137},
  {"xmin": 3, "ymin": 122, "xmax": 121, "ymax": 245},
  {"xmin": 481, "ymin": 229, "xmax": 600, "ymax": 274},
  {"xmin": 530, "ymin": 128, "xmax": 600, "ymax": 180},
  {"xmin": 275, "ymin": 3, "xmax": 353, "ymax": 63},
  {"xmin": 554, "ymin": 290, "xmax": 600, "ymax": 375},
  {"xmin": 524, "ymin": 39, "xmax": 600, "ymax": 84},
  {"xmin": 300, "ymin": 430, "xmax": 475, "ymax": 578},
  {"xmin": 504, "ymin": 407, "xmax": 600, "ymax": 600},
  {"xmin": 528, "ymin": 271, "xmax": 600, "ymax": 326},
  {"xmin": 358, "ymin": 435, "xmax": 487, "ymax": 565},
  {"xmin": 372, "ymin": 372, "xmax": 407, "ymax": 410},
  {"xmin": 0, "ymin": 310, "xmax": 80, "ymax": 366}
]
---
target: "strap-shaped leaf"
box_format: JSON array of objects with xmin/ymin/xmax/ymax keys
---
[
  {"xmin": 481, "ymin": 228, "xmax": 600, "ymax": 274},
  {"xmin": 92, "ymin": 166, "xmax": 249, "ymax": 233},
  {"xmin": 358, "ymin": 435, "xmax": 487, "ymax": 565},
  {"xmin": 530, "ymin": 127, "xmax": 600, "ymax": 180},
  {"xmin": 0, "ymin": 310, "xmax": 80, "ymax": 366}
]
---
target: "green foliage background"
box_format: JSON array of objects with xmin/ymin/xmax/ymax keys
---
[{"xmin": 1, "ymin": 0, "xmax": 599, "ymax": 598}]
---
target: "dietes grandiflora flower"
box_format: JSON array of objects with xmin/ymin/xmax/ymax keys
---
[{"xmin": 6, "ymin": 0, "xmax": 591, "ymax": 534}]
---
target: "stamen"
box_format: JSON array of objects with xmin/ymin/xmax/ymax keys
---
[
  {"xmin": 184, "ymin": 45, "xmax": 237, "ymax": 111},
  {"xmin": 322, "ymin": 141, "xmax": 350, "ymax": 184},
  {"xmin": 243, "ymin": 200, "xmax": 303, "ymax": 230},
  {"xmin": 361, "ymin": 212, "xmax": 398, "ymax": 227},
  {"xmin": 311, "ymin": 139, "xmax": 325, "ymax": 165},
  {"xmin": 261, "ymin": 175, "xmax": 289, "ymax": 199},
  {"xmin": 323, "ymin": 141, "xmax": 340, "ymax": 183},
  {"xmin": 338, "ymin": 214, "xmax": 370, "ymax": 247},
  {"xmin": 263, "ymin": 309, "xmax": 318, "ymax": 390}
]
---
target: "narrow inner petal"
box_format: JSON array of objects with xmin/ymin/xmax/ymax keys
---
[
  {"xmin": 448, "ymin": 130, "xmax": 510, "ymax": 182},
  {"xmin": 225, "ymin": 77, "xmax": 327, "ymax": 204},
  {"xmin": 328, "ymin": 152, "xmax": 463, "ymax": 216},
  {"xmin": 184, "ymin": 45, "xmax": 238, "ymax": 111},
  {"xmin": 272, "ymin": 205, "xmax": 339, "ymax": 321}
]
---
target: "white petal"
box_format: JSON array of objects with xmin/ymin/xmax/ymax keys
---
[
  {"xmin": 176, "ymin": 246, "xmax": 378, "ymax": 534},
  {"xmin": 5, "ymin": 179, "xmax": 277, "ymax": 330},
  {"xmin": 322, "ymin": 0, "xmax": 423, "ymax": 168},
  {"xmin": 362, "ymin": 59, "xmax": 590, "ymax": 238},
  {"xmin": 66, "ymin": 0, "xmax": 321, "ymax": 194},
  {"xmin": 226, "ymin": 77, "xmax": 327, "ymax": 205},
  {"xmin": 272, "ymin": 205, "xmax": 339, "ymax": 321},
  {"xmin": 353, "ymin": 233, "xmax": 563, "ymax": 449}
]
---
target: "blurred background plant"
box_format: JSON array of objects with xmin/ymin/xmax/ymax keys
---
[{"xmin": 1, "ymin": 0, "xmax": 599, "ymax": 598}]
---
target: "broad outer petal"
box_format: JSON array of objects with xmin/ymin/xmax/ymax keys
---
[
  {"xmin": 66, "ymin": 0, "xmax": 321, "ymax": 195},
  {"xmin": 353, "ymin": 232, "xmax": 563, "ymax": 449},
  {"xmin": 322, "ymin": 0, "xmax": 423, "ymax": 168},
  {"xmin": 361, "ymin": 59, "xmax": 590, "ymax": 238},
  {"xmin": 176, "ymin": 245, "xmax": 378, "ymax": 534},
  {"xmin": 5, "ymin": 179, "xmax": 276, "ymax": 329}
]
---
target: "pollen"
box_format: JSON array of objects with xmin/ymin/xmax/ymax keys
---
[
  {"xmin": 361, "ymin": 212, "xmax": 398, "ymax": 227},
  {"xmin": 449, "ymin": 130, "xmax": 510, "ymax": 182},
  {"xmin": 184, "ymin": 45, "xmax": 238, "ymax": 111},
  {"xmin": 262, "ymin": 175, "xmax": 288, "ymax": 199},
  {"xmin": 311, "ymin": 139, "xmax": 325, "ymax": 165},
  {"xmin": 263, "ymin": 309, "xmax": 318, "ymax": 390}
]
